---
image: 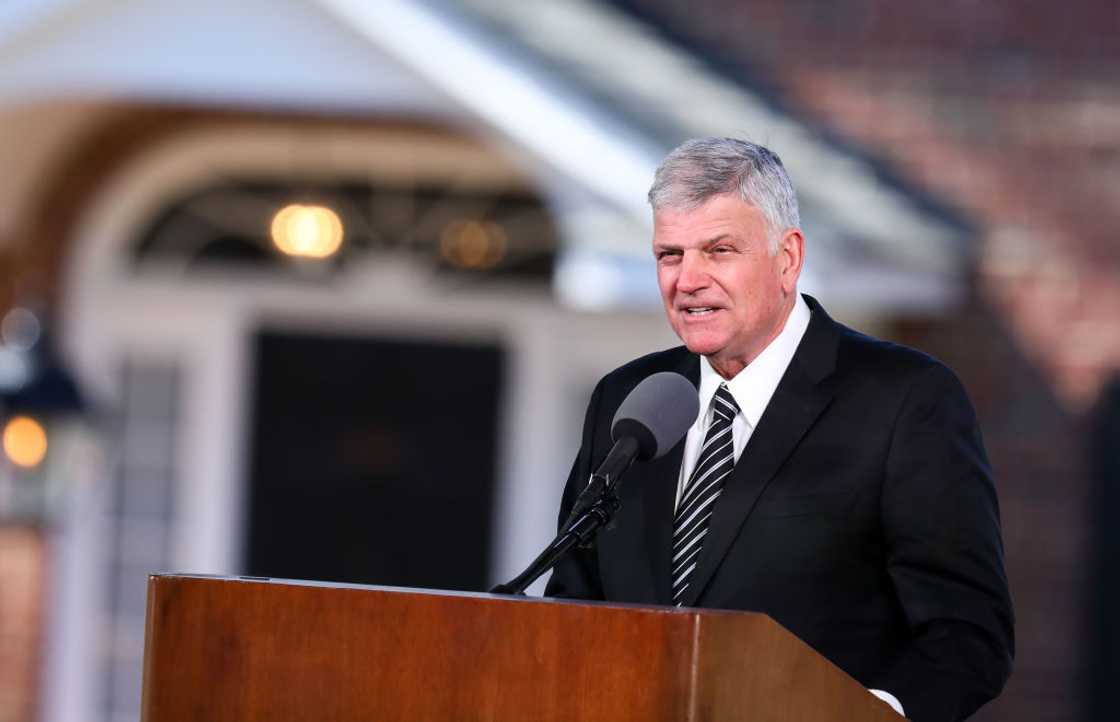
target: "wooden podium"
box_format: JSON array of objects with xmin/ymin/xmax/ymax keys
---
[{"xmin": 141, "ymin": 574, "xmax": 901, "ymax": 722}]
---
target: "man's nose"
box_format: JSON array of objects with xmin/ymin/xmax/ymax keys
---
[{"xmin": 676, "ymin": 252, "xmax": 709, "ymax": 294}]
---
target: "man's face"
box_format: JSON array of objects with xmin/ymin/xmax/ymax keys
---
[{"xmin": 653, "ymin": 193, "xmax": 803, "ymax": 378}]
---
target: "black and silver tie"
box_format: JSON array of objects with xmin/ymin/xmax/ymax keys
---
[{"xmin": 671, "ymin": 383, "xmax": 739, "ymax": 606}]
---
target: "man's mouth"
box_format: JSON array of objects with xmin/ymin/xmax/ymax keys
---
[{"xmin": 683, "ymin": 307, "xmax": 718, "ymax": 316}]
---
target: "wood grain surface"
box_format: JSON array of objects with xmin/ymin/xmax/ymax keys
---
[{"xmin": 140, "ymin": 575, "xmax": 901, "ymax": 722}]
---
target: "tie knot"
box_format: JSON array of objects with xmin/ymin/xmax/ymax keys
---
[{"xmin": 712, "ymin": 384, "xmax": 739, "ymax": 422}]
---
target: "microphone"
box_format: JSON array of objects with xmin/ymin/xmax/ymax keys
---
[
  {"xmin": 613, "ymin": 372, "xmax": 699, "ymax": 457},
  {"xmin": 565, "ymin": 372, "xmax": 699, "ymax": 529},
  {"xmin": 491, "ymin": 372, "xmax": 697, "ymax": 596}
]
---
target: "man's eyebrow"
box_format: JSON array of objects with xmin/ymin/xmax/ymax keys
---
[
  {"xmin": 653, "ymin": 233, "xmax": 733, "ymax": 250},
  {"xmin": 702, "ymin": 233, "xmax": 734, "ymax": 246}
]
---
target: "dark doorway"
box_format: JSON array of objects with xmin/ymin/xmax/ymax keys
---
[{"xmin": 244, "ymin": 330, "xmax": 504, "ymax": 592}]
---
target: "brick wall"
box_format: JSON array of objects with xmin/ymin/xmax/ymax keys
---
[{"xmin": 0, "ymin": 526, "xmax": 45, "ymax": 722}]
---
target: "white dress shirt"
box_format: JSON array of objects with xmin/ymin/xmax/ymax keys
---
[{"xmin": 674, "ymin": 294, "xmax": 811, "ymax": 510}]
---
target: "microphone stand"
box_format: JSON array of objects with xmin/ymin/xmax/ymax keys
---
[{"xmin": 490, "ymin": 438, "xmax": 637, "ymax": 595}]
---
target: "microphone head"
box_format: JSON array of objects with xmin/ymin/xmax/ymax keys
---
[{"xmin": 610, "ymin": 372, "xmax": 699, "ymax": 461}]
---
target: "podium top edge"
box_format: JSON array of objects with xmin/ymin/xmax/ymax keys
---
[{"xmin": 145, "ymin": 573, "xmax": 768, "ymax": 619}]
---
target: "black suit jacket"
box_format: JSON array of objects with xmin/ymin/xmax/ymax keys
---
[{"xmin": 546, "ymin": 296, "xmax": 1013, "ymax": 722}]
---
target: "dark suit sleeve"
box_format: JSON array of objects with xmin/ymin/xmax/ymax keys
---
[
  {"xmin": 543, "ymin": 377, "xmax": 607, "ymax": 600},
  {"xmin": 873, "ymin": 363, "xmax": 1014, "ymax": 722}
]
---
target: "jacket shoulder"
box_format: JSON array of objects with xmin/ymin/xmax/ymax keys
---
[{"xmin": 833, "ymin": 323, "xmax": 968, "ymax": 395}]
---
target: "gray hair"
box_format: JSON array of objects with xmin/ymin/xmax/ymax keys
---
[{"xmin": 648, "ymin": 138, "xmax": 801, "ymax": 251}]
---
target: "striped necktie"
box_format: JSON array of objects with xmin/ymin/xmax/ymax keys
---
[{"xmin": 671, "ymin": 383, "xmax": 739, "ymax": 606}]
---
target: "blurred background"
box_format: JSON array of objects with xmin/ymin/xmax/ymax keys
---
[{"xmin": 0, "ymin": 1, "xmax": 1116, "ymax": 721}]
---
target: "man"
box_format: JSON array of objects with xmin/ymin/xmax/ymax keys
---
[{"xmin": 545, "ymin": 138, "xmax": 1013, "ymax": 722}]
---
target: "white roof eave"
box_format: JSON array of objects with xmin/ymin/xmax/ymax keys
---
[
  {"xmin": 315, "ymin": 0, "xmax": 662, "ymax": 224},
  {"xmin": 0, "ymin": 0, "xmax": 970, "ymax": 316}
]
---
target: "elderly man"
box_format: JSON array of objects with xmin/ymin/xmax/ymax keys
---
[{"xmin": 545, "ymin": 138, "xmax": 1013, "ymax": 722}]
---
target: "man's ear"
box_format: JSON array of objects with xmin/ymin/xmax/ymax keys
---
[{"xmin": 778, "ymin": 228, "xmax": 804, "ymax": 294}]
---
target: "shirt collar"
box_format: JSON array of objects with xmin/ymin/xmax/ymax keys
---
[{"xmin": 696, "ymin": 294, "xmax": 811, "ymax": 429}]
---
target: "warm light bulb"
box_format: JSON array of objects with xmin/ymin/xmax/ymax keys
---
[
  {"xmin": 3, "ymin": 415, "xmax": 47, "ymax": 468},
  {"xmin": 270, "ymin": 204, "xmax": 344, "ymax": 259},
  {"xmin": 440, "ymin": 220, "xmax": 508, "ymax": 269}
]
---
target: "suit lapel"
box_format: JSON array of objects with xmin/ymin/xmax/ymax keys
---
[{"xmin": 678, "ymin": 297, "xmax": 840, "ymax": 608}]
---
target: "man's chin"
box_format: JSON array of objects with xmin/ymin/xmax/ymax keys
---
[
  {"xmin": 681, "ymin": 338, "xmax": 724, "ymax": 357},
  {"xmin": 671, "ymin": 322, "xmax": 729, "ymax": 356}
]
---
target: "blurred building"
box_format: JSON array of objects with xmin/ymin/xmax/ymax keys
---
[{"xmin": 0, "ymin": 2, "xmax": 1113, "ymax": 722}]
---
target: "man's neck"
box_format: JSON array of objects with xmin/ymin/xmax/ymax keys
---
[{"xmin": 708, "ymin": 294, "xmax": 799, "ymax": 380}]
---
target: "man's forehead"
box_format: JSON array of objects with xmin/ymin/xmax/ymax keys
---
[
  {"xmin": 653, "ymin": 196, "xmax": 765, "ymax": 238},
  {"xmin": 654, "ymin": 193, "xmax": 760, "ymax": 219}
]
